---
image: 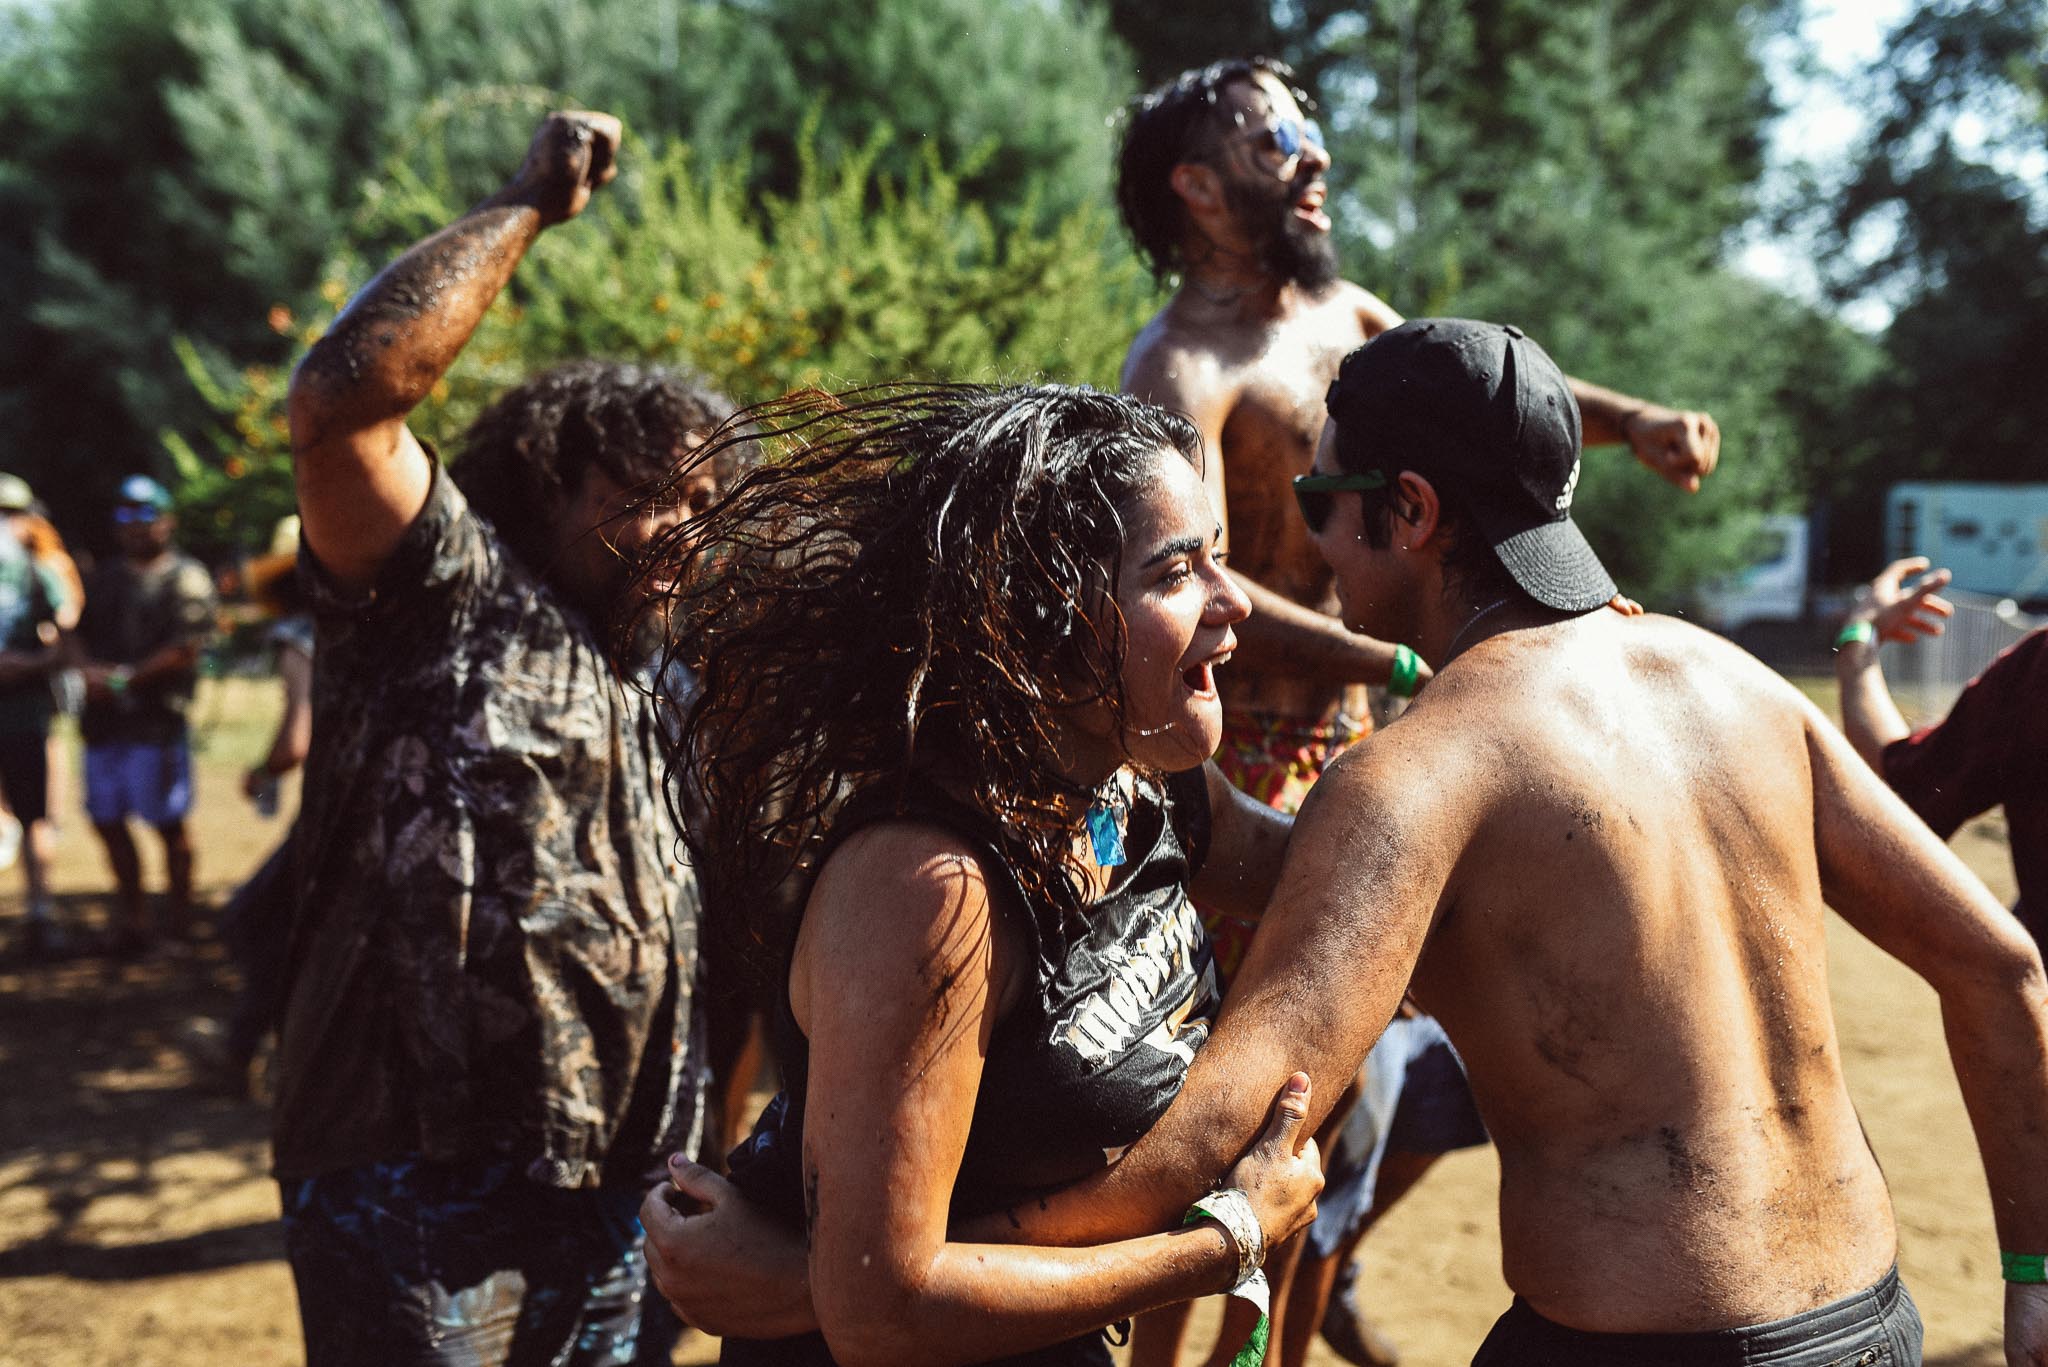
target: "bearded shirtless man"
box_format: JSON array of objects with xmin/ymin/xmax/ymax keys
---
[
  {"xmin": 1116, "ymin": 57, "xmax": 1719, "ymax": 751},
  {"xmin": 1115, "ymin": 59, "xmax": 1722, "ymax": 1365}
]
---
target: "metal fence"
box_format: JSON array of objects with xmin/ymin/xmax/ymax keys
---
[{"xmin": 1882, "ymin": 588, "xmax": 2045, "ymax": 727}]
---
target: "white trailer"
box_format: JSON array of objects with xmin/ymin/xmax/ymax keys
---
[
  {"xmin": 1881, "ymin": 481, "xmax": 2048, "ymax": 719},
  {"xmin": 1885, "ymin": 482, "xmax": 2048, "ymax": 605}
]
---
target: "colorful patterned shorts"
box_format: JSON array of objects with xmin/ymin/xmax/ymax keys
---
[{"xmin": 1203, "ymin": 709, "xmax": 1368, "ymax": 984}]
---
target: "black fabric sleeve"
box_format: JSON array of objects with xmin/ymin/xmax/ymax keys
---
[{"xmin": 1163, "ymin": 764, "xmax": 1213, "ymax": 877}]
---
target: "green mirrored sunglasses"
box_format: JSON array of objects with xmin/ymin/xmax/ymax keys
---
[{"xmin": 1292, "ymin": 470, "xmax": 1388, "ymax": 533}]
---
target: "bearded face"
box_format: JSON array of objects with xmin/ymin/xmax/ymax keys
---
[
  {"xmin": 1196, "ymin": 73, "xmax": 1340, "ymax": 291},
  {"xmin": 1220, "ymin": 164, "xmax": 1340, "ymax": 291}
]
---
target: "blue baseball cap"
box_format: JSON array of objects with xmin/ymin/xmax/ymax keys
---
[{"xmin": 116, "ymin": 475, "xmax": 173, "ymax": 513}]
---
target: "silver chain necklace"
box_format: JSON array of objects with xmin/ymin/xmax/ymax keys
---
[{"xmin": 1441, "ymin": 596, "xmax": 1518, "ymax": 665}]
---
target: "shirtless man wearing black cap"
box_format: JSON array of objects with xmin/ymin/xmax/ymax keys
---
[
  {"xmin": 1028, "ymin": 318, "xmax": 2048, "ymax": 1364},
  {"xmin": 647, "ymin": 320, "xmax": 2048, "ymax": 1366}
]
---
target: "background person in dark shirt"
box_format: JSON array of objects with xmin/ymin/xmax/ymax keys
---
[
  {"xmin": 75, "ymin": 474, "xmax": 217, "ymax": 954},
  {"xmin": 0, "ymin": 488, "xmax": 64, "ymax": 955},
  {"xmin": 280, "ymin": 110, "xmax": 724, "ymax": 1366},
  {"xmin": 1835, "ymin": 555, "xmax": 2048, "ymax": 938}
]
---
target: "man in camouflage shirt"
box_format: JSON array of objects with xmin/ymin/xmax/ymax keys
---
[{"xmin": 279, "ymin": 110, "xmax": 729, "ymax": 1366}]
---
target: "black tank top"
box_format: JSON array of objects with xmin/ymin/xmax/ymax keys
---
[{"xmin": 722, "ymin": 767, "xmax": 1218, "ymax": 1367}]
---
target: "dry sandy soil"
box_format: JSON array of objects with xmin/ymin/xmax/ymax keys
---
[{"xmin": 0, "ymin": 677, "xmax": 2020, "ymax": 1366}]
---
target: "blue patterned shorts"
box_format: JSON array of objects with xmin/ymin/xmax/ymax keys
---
[{"xmin": 280, "ymin": 1156, "xmax": 648, "ymax": 1367}]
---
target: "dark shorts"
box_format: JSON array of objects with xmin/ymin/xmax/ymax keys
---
[
  {"xmin": 723, "ymin": 1330, "xmax": 1113, "ymax": 1367},
  {"xmin": 280, "ymin": 1156, "xmax": 648, "ymax": 1367},
  {"xmin": 0, "ymin": 730, "xmax": 47, "ymax": 824},
  {"xmin": 1470, "ymin": 1266, "xmax": 1923, "ymax": 1367}
]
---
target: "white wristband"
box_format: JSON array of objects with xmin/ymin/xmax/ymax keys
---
[{"xmin": 1185, "ymin": 1187, "xmax": 1265, "ymax": 1289}]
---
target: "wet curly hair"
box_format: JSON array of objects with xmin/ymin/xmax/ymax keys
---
[
  {"xmin": 449, "ymin": 359, "xmax": 735, "ymax": 573},
  {"xmin": 1117, "ymin": 56, "xmax": 1314, "ymax": 283},
  {"xmin": 638, "ymin": 383, "xmax": 1202, "ymax": 977}
]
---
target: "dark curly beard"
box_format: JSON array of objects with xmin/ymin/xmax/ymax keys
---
[{"xmin": 1224, "ymin": 175, "xmax": 1340, "ymax": 291}]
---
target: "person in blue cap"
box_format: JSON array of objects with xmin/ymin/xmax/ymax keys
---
[{"xmin": 75, "ymin": 473, "xmax": 217, "ymax": 954}]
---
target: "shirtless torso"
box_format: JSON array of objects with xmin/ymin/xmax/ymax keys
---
[
  {"xmin": 1028, "ymin": 606, "xmax": 2048, "ymax": 1351},
  {"xmin": 1123, "ymin": 281, "xmax": 1400, "ymax": 722},
  {"xmin": 1393, "ymin": 613, "xmax": 1898, "ymax": 1328}
]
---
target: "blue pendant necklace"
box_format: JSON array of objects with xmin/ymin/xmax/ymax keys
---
[{"xmin": 1085, "ymin": 775, "xmax": 1129, "ymax": 867}]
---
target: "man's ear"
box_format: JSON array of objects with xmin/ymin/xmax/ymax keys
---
[
  {"xmin": 1169, "ymin": 161, "xmax": 1223, "ymax": 215},
  {"xmin": 1394, "ymin": 472, "xmax": 1444, "ymax": 551}
]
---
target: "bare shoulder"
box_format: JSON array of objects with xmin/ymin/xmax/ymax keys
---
[
  {"xmin": 1331, "ymin": 280, "xmax": 1403, "ymax": 336},
  {"xmin": 1294, "ymin": 707, "xmax": 1482, "ymax": 852},
  {"xmin": 810, "ymin": 820, "xmax": 1000, "ymax": 945},
  {"xmin": 1624, "ymin": 613, "xmax": 1815, "ymax": 714},
  {"xmin": 1123, "ymin": 305, "xmax": 1232, "ymax": 408},
  {"xmin": 1374, "ymin": 611, "xmax": 1811, "ymax": 785},
  {"xmin": 794, "ymin": 818, "xmax": 1016, "ymax": 1035}
]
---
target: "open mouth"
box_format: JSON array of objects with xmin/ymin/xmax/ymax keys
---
[
  {"xmin": 1294, "ymin": 182, "xmax": 1331, "ymax": 233},
  {"xmin": 1180, "ymin": 646, "xmax": 1235, "ymax": 698}
]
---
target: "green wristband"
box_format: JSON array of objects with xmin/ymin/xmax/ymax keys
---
[
  {"xmin": 1389, "ymin": 643, "xmax": 1421, "ymax": 698},
  {"xmin": 2003, "ymin": 1252, "xmax": 2048, "ymax": 1283},
  {"xmin": 1833, "ymin": 620, "xmax": 1876, "ymax": 651}
]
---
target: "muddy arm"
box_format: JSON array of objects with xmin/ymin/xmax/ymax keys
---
[{"xmin": 287, "ymin": 111, "xmax": 621, "ymax": 590}]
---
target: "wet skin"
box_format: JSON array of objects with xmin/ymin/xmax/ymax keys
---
[
  {"xmin": 995, "ymin": 425, "xmax": 2048, "ymax": 1344},
  {"xmin": 1121, "ymin": 73, "xmax": 1401, "ymax": 722},
  {"xmin": 1032, "ymin": 448, "xmax": 2046, "ymax": 1334},
  {"xmin": 1351, "ymin": 611, "xmax": 1901, "ymax": 1328},
  {"xmin": 1001, "ymin": 602, "xmax": 2048, "ymax": 1340},
  {"xmin": 1121, "ymin": 74, "xmax": 1719, "ymax": 724},
  {"xmin": 288, "ymin": 112, "xmax": 622, "ymax": 593}
]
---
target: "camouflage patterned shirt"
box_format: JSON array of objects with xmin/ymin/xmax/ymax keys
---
[{"xmin": 272, "ymin": 462, "xmax": 699, "ymax": 1189}]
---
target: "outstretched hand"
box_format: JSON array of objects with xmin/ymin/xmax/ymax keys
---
[
  {"xmin": 1223, "ymin": 1072, "xmax": 1324, "ymax": 1249},
  {"xmin": 505, "ymin": 110, "xmax": 622, "ymax": 226},
  {"xmin": 1625, "ymin": 407, "xmax": 1720, "ymax": 493},
  {"xmin": 1855, "ymin": 556, "xmax": 1955, "ymax": 644}
]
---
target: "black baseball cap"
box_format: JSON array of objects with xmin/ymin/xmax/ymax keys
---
[{"xmin": 1324, "ymin": 318, "xmax": 1616, "ymax": 612}]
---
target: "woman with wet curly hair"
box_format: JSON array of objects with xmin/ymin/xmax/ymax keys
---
[{"xmin": 635, "ymin": 383, "xmax": 1322, "ymax": 1366}]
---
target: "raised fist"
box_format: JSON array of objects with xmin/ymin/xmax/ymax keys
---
[
  {"xmin": 1624, "ymin": 405, "xmax": 1721, "ymax": 494},
  {"xmin": 507, "ymin": 111, "xmax": 623, "ymax": 227}
]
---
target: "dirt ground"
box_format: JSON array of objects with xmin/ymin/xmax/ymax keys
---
[{"xmin": 0, "ymin": 676, "xmax": 2020, "ymax": 1366}]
